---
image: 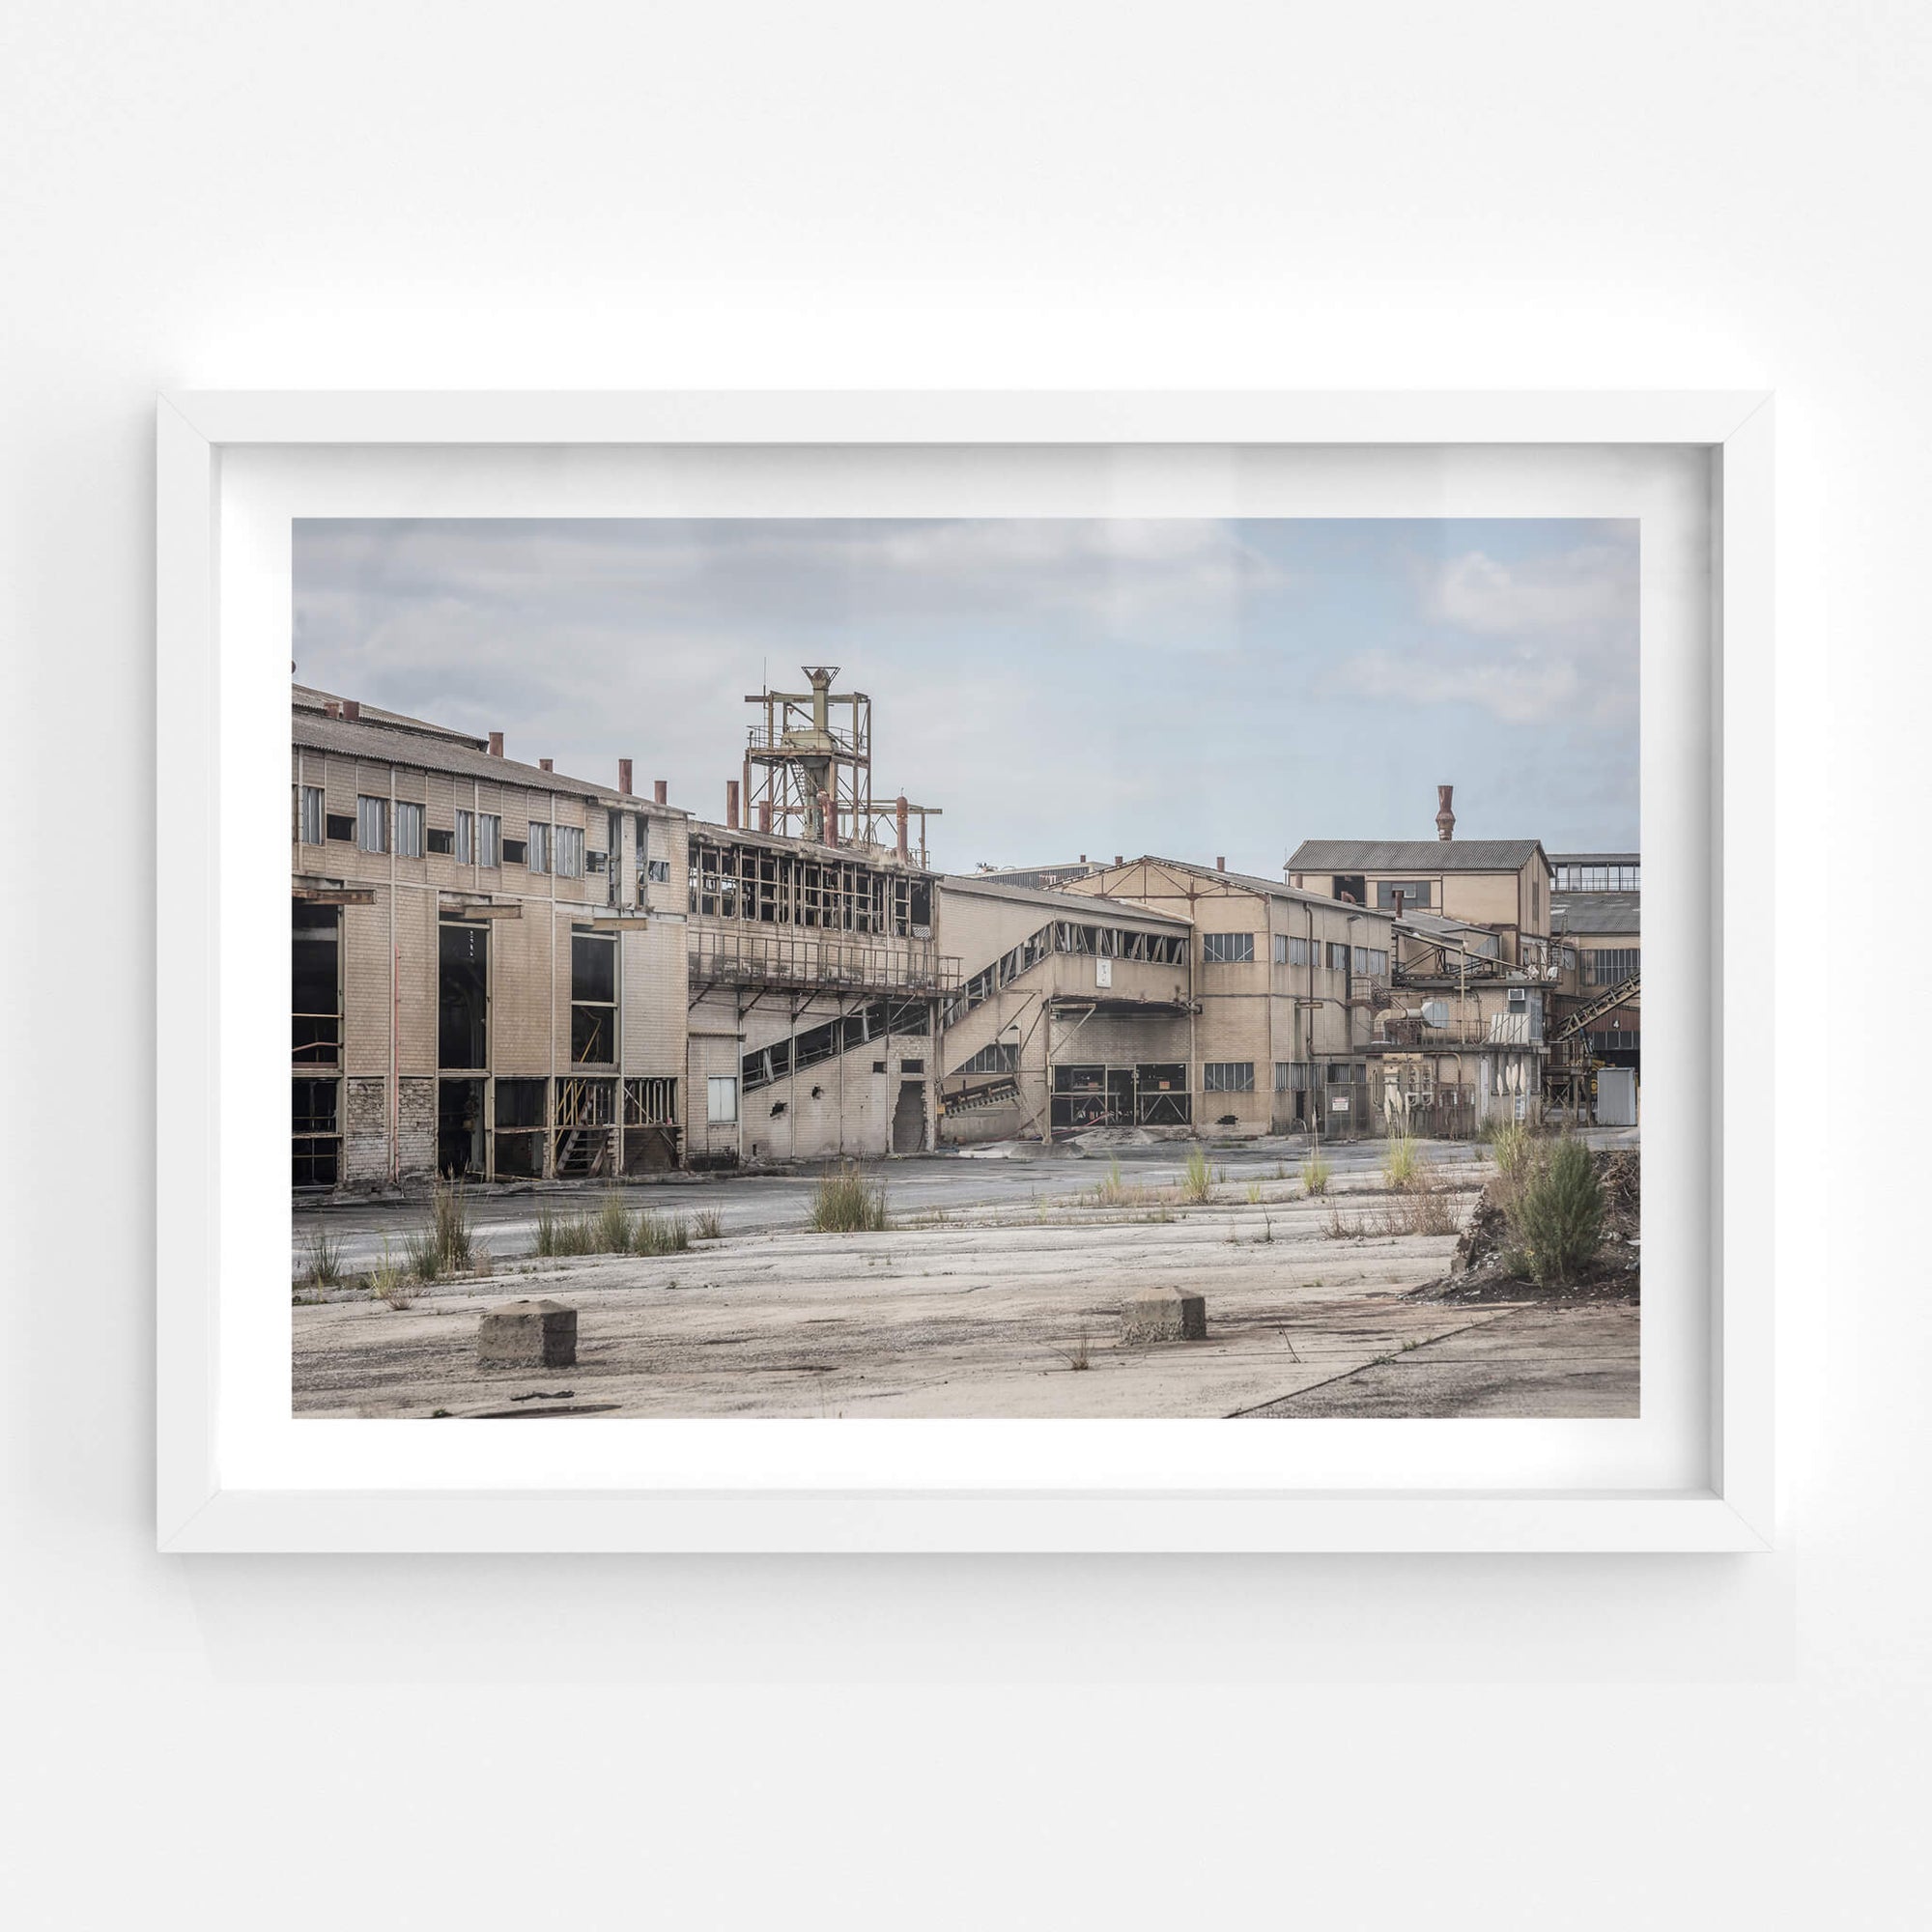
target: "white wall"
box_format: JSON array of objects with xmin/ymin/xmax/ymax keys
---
[{"xmin": 1, "ymin": 3, "xmax": 1920, "ymax": 1925}]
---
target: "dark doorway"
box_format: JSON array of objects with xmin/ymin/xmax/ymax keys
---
[
  {"xmin": 438, "ymin": 1078, "xmax": 485, "ymax": 1178},
  {"xmin": 439, "ymin": 923, "xmax": 489, "ymax": 1069},
  {"xmin": 292, "ymin": 901, "xmax": 341, "ymax": 1065},
  {"xmin": 1334, "ymin": 874, "xmax": 1366, "ymax": 907},
  {"xmin": 892, "ymin": 1080, "xmax": 926, "ymax": 1153}
]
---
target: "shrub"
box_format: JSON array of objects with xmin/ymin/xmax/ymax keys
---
[
  {"xmin": 1179, "ymin": 1149, "xmax": 1212, "ymax": 1204},
  {"xmin": 1301, "ymin": 1149, "xmax": 1332, "ymax": 1196},
  {"xmin": 692, "ymin": 1208, "xmax": 724, "ymax": 1241},
  {"xmin": 1094, "ymin": 1158, "xmax": 1127, "ymax": 1206},
  {"xmin": 1506, "ymin": 1137, "xmax": 1605, "ymax": 1285},
  {"xmin": 810, "ymin": 1164, "xmax": 889, "ymax": 1233}
]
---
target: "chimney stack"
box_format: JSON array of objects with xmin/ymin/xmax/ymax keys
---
[
  {"xmin": 653, "ymin": 779, "xmax": 668, "ymax": 806},
  {"xmin": 1215, "ymin": 855, "xmax": 1226, "ymax": 872},
  {"xmin": 725, "ymin": 779, "xmax": 740, "ymax": 830},
  {"xmin": 818, "ymin": 789, "xmax": 838, "ymax": 847},
  {"xmin": 342, "ymin": 699, "xmax": 360, "ymax": 722},
  {"xmin": 895, "ymin": 793, "xmax": 910, "ymax": 864},
  {"xmin": 1114, "ymin": 855, "xmax": 1123, "ymax": 867},
  {"xmin": 1435, "ymin": 783, "xmax": 1456, "ymax": 841},
  {"xmin": 1393, "ymin": 889, "xmax": 1406, "ymax": 920},
  {"xmin": 757, "ymin": 800, "xmax": 773, "ymax": 834},
  {"xmin": 1079, "ymin": 853, "xmax": 1087, "ymax": 865},
  {"xmin": 323, "ymin": 698, "xmax": 340, "ymax": 720},
  {"xmin": 538, "ymin": 757, "xmax": 553, "ymax": 772},
  {"xmin": 617, "ymin": 757, "xmax": 633, "ymax": 796},
  {"xmin": 488, "ymin": 730, "xmax": 504, "ymax": 758}
]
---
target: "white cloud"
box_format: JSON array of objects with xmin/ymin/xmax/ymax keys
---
[{"xmin": 1321, "ymin": 537, "xmax": 1636, "ymax": 725}]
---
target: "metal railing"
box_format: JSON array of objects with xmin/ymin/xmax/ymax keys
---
[{"xmin": 689, "ymin": 928, "xmax": 960, "ymax": 995}]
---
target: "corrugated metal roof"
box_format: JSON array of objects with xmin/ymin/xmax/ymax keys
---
[
  {"xmin": 292, "ymin": 685, "xmax": 488, "ymax": 747},
  {"xmin": 1550, "ymin": 892, "xmax": 1641, "ymax": 934},
  {"xmin": 1080, "ymin": 856, "xmax": 1397, "ymax": 920},
  {"xmin": 1288, "ymin": 838, "xmax": 1548, "ymax": 873},
  {"xmin": 940, "ymin": 873, "xmax": 1193, "ymax": 924},
  {"xmin": 293, "ymin": 708, "xmax": 637, "ymax": 804},
  {"xmin": 1548, "ymin": 851, "xmax": 1640, "ymax": 865}
]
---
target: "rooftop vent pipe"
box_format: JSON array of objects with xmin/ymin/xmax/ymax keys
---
[{"xmin": 539, "ymin": 757, "xmax": 553, "ymax": 772}]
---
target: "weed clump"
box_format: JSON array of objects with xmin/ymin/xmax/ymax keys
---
[
  {"xmin": 1179, "ymin": 1149, "xmax": 1213, "ymax": 1204},
  {"xmin": 1300, "ymin": 1149, "xmax": 1332, "ymax": 1196},
  {"xmin": 810, "ymin": 1164, "xmax": 889, "ymax": 1233},
  {"xmin": 301, "ymin": 1226, "xmax": 344, "ymax": 1289},
  {"xmin": 692, "ymin": 1208, "xmax": 724, "ymax": 1242}
]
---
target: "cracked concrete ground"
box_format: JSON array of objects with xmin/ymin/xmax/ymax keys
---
[{"xmin": 291, "ymin": 1138, "xmax": 1639, "ymax": 1419}]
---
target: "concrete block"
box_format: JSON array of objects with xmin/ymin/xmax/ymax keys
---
[
  {"xmin": 478, "ymin": 1298, "xmax": 578, "ymax": 1370},
  {"xmin": 1121, "ymin": 1287, "xmax": 1207, "ymax": 1345}
]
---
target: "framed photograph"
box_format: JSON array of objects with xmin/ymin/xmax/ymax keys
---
[{"xmin": 156, "ymin": 390, "xmax": 1773, "ymax": 1552}]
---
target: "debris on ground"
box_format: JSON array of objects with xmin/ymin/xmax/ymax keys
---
[{"xmin": 1408, "ymin": 1147, "xmax": 1640, "ymax": 1306}]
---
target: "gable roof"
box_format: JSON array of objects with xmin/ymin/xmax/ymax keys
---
[
  {"xmin": 941, "ymin": 873, "xmax": 1191, "ymax": 925},
  {"xmin": 1073, "ymin": 856, "xmax": 1396, "ymax": 921},
  {"xmin": 293, "ymin": 706, "xmax": 640, "ymax": 806},
  {"xmin": 292, "ymin": 685, "xmax": 489, "ymax": 748},
  {"xmin": 1288, "ymin": 838, "xmax": 1549, "ymax": 874}
]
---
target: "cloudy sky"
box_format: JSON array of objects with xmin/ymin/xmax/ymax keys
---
[{"xmin": 293, "ymin": 517, "xmax": 1638, "ymax": 874}]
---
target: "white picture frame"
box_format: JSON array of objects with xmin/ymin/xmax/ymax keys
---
[{"xmin": 156, "ymin": 389, "xmax": 1774, "ymax": 1554}]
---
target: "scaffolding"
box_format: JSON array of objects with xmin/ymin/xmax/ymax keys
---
[{"xmin": 740, "ymin": 666, "xmax": 941, "ymax": 862}]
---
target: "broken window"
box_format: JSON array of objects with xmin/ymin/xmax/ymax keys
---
[
  {"xmin": 292, "ymin": 899, "xmax": 340, "ymax": 1065},
  {"xmin": 492, "ymin": 1077, "xmax": 548, "ymax": 1177},
  {"xmin": 1375, "ymin": 879, "xmax": 1434, "ymax": 910},
  {"xmin": 292, "ymin": 1077, "xmax": 340, "ymax": 1186},
  {"xmin": 622, "ymin": 1077, "xmax": 680, "ymax": 1174},
  {"xmin": 438, "ymin": 1077, "xmax": 485, "ymax": 1178},
  {"xmin": 355, "ymin": 796, "xmax": 387, "ymax": 853},
  {"xmin": 1135, "ymin": 1064, "xmax": 1189, "ymax": 1126},
  {"xmin": 503, "ymin": 837, "xmax": 528, "ymax": 867},
  {"xmin": 554, "ymin": 1076, "xmax": 616, "ymax": 1177},
  {"xmin": 956, "ymin": 1041, "xmax": 1019, "ymax": 1075},
  {"xmin": 326, "ymin": 811, "xmax": 355, "ymax": 841},
  {"xmin": 554, "ymin": 825, "xmax": 584, "ymax": 878},
  {"xmin": 570, "ymin": 931, "xmax": 617, "ymax": 1065},
  {"xmin": 426, "ymin": 827, "xmax": 455, "ymax": 856},
  {"xmin": 1333, "ymin": 874, "xmax": 1366, "ymax": 906},
  {"xmin": 438, "ymin": 923, "xmax": 489, "ymax": 1069},
  {"xmin": 1203, "ymin": 932, "xmax": 1254, "ymax": 964},
  {"xmin": 1204, "ymin": 1062, "xmax": 1255, "ymax": 1093},
  {"xmin": 298, "ymin": 784, "xmax": 324, "ymax": 845}
]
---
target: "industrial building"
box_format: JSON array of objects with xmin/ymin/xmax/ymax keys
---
[{"xmin": 292, "ymin": 674, "xmax": 1636, "ymax": 1189}]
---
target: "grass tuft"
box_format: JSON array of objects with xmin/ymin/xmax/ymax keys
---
[
  {"xmin": 371, "ymin": 1238, "xmax": 418, "ymax": 1308},
  {"xmin": 1300, "ymin": 1148, "xmax": 1332, "ymax": 1196},
  {"xmin": 1382, "ymin": 1131, "xmax": 1425, "ymax": 1191},
  {"xmin": 1179, "ymin": 1148, "xmax": 1212, "ymax": 1204},
  {"xmin": 634, "ymin": 1209, "xmax": 692, "ymax": 1255},
  {"xmin": 692, "ymin": 1208, "xmax": 724, "ymax": 1241},
  {"xmin": 301, "ymin": 1225, "xmax": 345, "ymax": 1289},
  {"xmin": 810, "ymin": 1164, "xmax": 890, "ymax": 1234}
]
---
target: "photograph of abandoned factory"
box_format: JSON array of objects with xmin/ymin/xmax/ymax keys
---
[{"xmin": 288, "ymin": 515, "xmax": 1642, "ymax": 1422}]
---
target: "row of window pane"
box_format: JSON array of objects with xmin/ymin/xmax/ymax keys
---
[
  {"xmin": 1204, "ymin": 1062, "xmax": 1254, "ymax": 1092},
  {"xmin": 305, "ymin": 792, "xmax": 600, "ymax": 875},
  {"xmin": 1555, "ymin": 865, "xmax": 1640, "ymax": 892}
]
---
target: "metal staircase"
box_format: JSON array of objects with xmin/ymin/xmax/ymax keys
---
[{"xmin": 1550, "ymin": 970, "xmax": 1640, "ymax": 1045}]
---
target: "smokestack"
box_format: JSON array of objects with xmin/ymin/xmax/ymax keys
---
[
  {"xmin": 617, "ymin": 757, "xmax": 633, "ymax": 796},
  {"xmin": 342, "ymin": 699, "xmax": 360, "ymax": 722},
  {"xmin": 818, "ymin": 789, "xmax": 838, "ymax": 847},
  {"xmin": 757, "ymin": 800, "xmax": 773, "ymax": 834},
  {"xmin": 653, "ymin": 779, "xmax": 668, "ymax": 806},
  {"xmin": 1393, "ymin": 889, "xmax": 1405, "ymax": 920},
  {"xmin": 725, "ymin": 779, "xmax": 740, "ymax": 830},
  {"xmin": 538, "ymin": 757, "xmax": 553, "ymax": 772},
  {"xmin": 488, "ymin": 730, "xmax": 504, "ymax": 758},
  {"xmin": 1436, "ymin": 783, "xmax": 1456, "ymax": 841},
  {"xmin": 895, "ymin": 793, "xmax": 909, "ymax": 864}
]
